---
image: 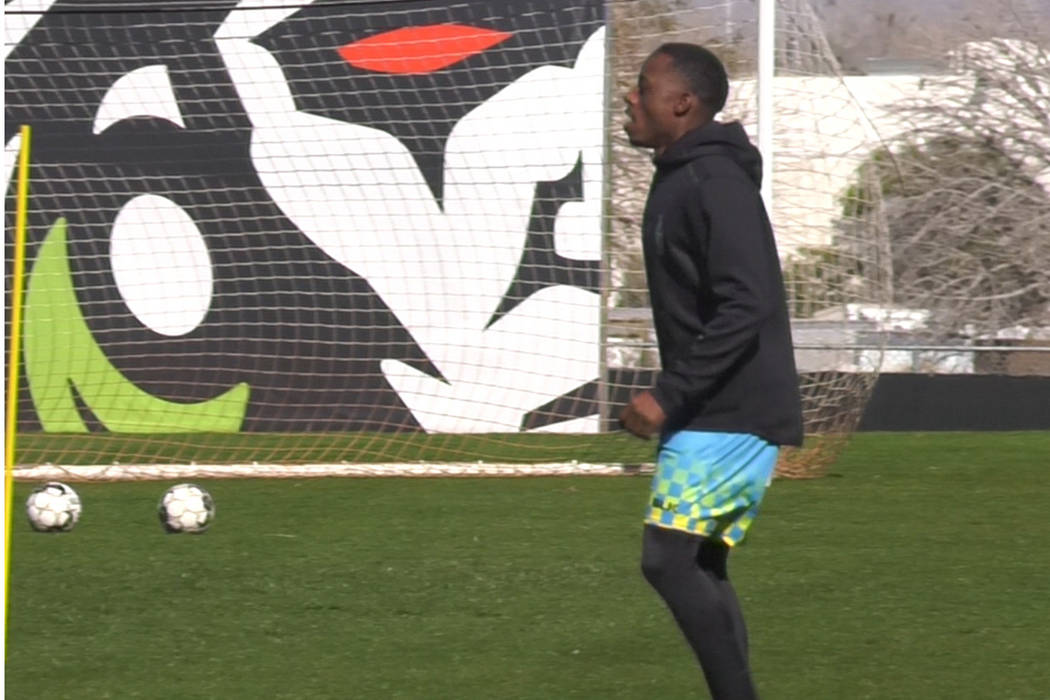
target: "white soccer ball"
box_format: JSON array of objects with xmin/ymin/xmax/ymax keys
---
[
  {"xmin": 26, "ymin": 481, "xmax": 82, "ymax": 532},
  {"xmin": 158, "ymin": 483, "xmax": 215, "ymax": 534}
]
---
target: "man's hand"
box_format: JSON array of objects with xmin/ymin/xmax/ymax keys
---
[{"xmin": 619, "ymin": 391, "xmax": 666, "ymax": 439}]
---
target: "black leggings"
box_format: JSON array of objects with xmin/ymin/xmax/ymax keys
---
[{"xmin": 641, "ymin": 524, "xmax": 757, "ymax": 700}]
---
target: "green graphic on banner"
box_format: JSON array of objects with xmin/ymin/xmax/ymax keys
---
[{"xmin": 24, "ymin": 218, "xmax": 250, "ymax": 433}]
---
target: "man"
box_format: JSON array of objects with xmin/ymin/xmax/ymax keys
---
[{"xmin": 620, "ymin": 43, "xmax": 804, "ymax": 699}]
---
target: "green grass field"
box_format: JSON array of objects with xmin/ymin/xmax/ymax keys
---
[{"xmin": 7, "ymin": 432, "xmax": 1050, "ymax": 699}]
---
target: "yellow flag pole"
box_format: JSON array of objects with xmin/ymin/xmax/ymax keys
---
[{"xmin": 6, "ymin": 124, "xmax": 32, "ymax": 632}]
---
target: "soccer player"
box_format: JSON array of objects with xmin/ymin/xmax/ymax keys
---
[{"xmin": 619, "ymin": 43, "xmax": 804, "ymax": 699}]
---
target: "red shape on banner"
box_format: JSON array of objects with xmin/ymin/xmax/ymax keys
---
[{"xmin": 338, "ymin": 24, "xmax": 513, "ymax": 74}]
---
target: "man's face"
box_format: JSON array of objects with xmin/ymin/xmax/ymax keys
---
[{"xmin": 623, "ymin": 51, "xmax": 689, "ymax": 151}]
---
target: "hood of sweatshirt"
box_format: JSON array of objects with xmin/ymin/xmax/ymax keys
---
[{"xmin": 652, "ymin": 120, "xmax": 763, "ymax": 187}]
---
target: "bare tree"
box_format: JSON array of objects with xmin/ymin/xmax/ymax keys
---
[
  {"xmin": 842, "ymin": 35, "xmax": 1050, "ymax": 342},
  {"xmin": 813, "ymin": 0, "xmax": 1050, "ymax": 73}
]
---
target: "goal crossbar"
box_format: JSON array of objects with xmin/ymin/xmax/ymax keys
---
[{"xmin": 14, "ymin": 462, "xmax": 656, "ymax": 482}]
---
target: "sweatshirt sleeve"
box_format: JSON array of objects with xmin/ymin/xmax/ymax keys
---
[{"xmin": 650, "ymin": 174, "xmax": 779, "ymax": 415}]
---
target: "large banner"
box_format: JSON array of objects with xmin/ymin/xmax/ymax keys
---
[{"xmin": 5, "ymin": 0, "xmax": 606, "ymax": 434}]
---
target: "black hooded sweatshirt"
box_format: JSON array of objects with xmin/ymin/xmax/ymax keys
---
[{"xmin": 642, "ymin": 120, "xmax": 804, "ymax": 447}]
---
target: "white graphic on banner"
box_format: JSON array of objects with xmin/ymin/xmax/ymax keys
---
[
  {"xmin": 5, "ymin": 133, "xmax": 23, "ymax": 196},
  {"xmin": 93, "ymin": 64, "xmax": 186, "ymax": 134},
  {"xmin": 216, "ymin": 1, "xmax": 604, "ymax": 432},
  {"xmin": 110, "ymin": 194, "xmax": 214, "ymax": 337},
  {"xmin": 94, "ymin": 63, "xmax": 211, "ymax": 337},
  {"xmin": 4, "ymin": 0, "xmax": 58, "ymax": 60},
  {"xmin": 552, "ymin": 33, "xmax": 604, "ymax": 263}
]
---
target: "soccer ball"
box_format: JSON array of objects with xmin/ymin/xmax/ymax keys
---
[
  {"xmin": 158, "ymin": 483, "xmax": 215, "ymax": 534},
  {"xmin": 26, "ymin": 481, "xmax": 82, "ymax": 532}
]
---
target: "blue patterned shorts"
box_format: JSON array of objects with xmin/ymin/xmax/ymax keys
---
[{"xmin": 644, "ymin": 430, "xmax": 779, "ymax": 546}]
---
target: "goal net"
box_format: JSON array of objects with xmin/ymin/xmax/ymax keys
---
[
  {"xmin": 5, "ymin": 0, "xmax": 887, "ymax": 480},
  {"xmin": 609, "ymin": 0, "xmax": 890, "ymax": 478}
]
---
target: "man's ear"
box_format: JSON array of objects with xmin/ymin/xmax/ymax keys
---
[{"xmin": 672, "ymin": 91, "xmax": 696, "ymax": 118}]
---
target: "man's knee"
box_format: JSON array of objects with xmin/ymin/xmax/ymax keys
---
[
  {"xmin": 697, "ymin": 539, "xmax": 730, "ymax": 580},
  {"xmin": 641, "ymin": 537, "xmax": 668, "ymax": 589},
  {"xmin": 641, "ymin": 525, "xmax": 692, "ymax": 589}
]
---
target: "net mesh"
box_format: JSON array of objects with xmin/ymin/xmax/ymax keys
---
[
  {"xmin": 608, "ymin": 0, "xmax": 889, "ymax": 477},
  {"xmin": 5, "ymin": 0, "xmax": 890, "ymax": 479}
]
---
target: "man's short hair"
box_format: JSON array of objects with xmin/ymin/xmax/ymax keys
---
[{"xmin": 654, "ymin": 42, "xmax": 729, "ymax": 115}]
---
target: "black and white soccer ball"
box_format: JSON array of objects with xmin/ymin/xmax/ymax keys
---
[
  {"xmin": 26, "ymin": 481, "xmax": 82, "ymax": 532},
  {"xmin": 158, "ymin": 483, "xmax": 215, "ymax": 534}
]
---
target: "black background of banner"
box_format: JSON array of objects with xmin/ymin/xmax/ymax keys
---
[{"xmin": 4, "ymin": 0, "xmax": 605, "ymax": 432}]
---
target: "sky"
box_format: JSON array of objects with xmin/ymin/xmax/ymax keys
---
[
  {"xmin": 690, "ymin": 0, "xmax": 1050, "ymax": 73},
  {"xmin": 806, "ymin": 0, "xmax": 1050, "ymax": 70}
]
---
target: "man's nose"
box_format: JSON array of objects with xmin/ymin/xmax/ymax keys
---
[{"xmin": 625, "ymin": 89, "xmax": 637, "ymax": 105}]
